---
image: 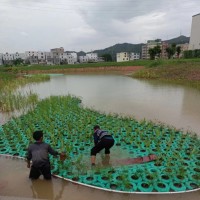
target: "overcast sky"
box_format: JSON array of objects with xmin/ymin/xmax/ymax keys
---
[{"xmin": 0, "ymin": 0, "xmax": 199, "ymax": 53}]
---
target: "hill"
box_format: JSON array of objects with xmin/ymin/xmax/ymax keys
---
[{"xmin": 73, "ymin": 35, "xmax": 190, "ymax": 60}]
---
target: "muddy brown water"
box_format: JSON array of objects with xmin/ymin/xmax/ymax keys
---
[
  {"xmin": 0, "ymin": 156, "xmax": 200, "ymax": 200},
  {"xmin": 16, "ymin": 74, "xmax": 200, "ymax": 136},
  {"xmin": 1, "ymin": 74, "xmax": 200, "ymax": 199}
]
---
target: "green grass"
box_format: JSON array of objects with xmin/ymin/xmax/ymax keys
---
[
  {"xmin": 132, "ymin": 58, "xmax": 200, "ymax": 90},
  {"xmin": 0, "ymin": 60, "xmax": 151, "ymax": 72}
]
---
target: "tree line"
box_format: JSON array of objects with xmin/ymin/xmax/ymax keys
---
[{"xmin": 148, "ymin": 43, "xmax": 181, "ymax": 60}]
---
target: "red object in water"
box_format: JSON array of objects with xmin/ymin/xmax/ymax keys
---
[
  {"xmin": 60, "ymin": 153, "xmax": 67, "ymax": 161},
  {"xmin": 116, "ymin": 154, "xmax": 157, "ymax": 165}
]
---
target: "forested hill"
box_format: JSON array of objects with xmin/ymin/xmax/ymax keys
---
[{"xmin": 75, "ymin": 35, "xmax": 190, "ymax": 60}]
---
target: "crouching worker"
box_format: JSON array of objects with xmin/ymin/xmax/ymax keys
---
[
  {"xmin": 26, "ymin": 130, "xmax": 65, "ymax": 180},
  {"xmin": 91, "ymin": 125, "xmax": 115, "ymax": 166}
]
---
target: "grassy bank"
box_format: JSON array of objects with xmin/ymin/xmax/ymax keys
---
[
  {"xmin": 1, "ymin": 58, "xmax": 200, "ymax": 90},
  {"xmin": 132, "ymin": 58, "xmax": 200, "ymax": 90}
]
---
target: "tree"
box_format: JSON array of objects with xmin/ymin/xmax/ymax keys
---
[
  {"xmin": 154, "ymin": 45, "xmax": 161, "ymax": 58},
  {"xmin": 176, "ymin": 46, "xmax": 181, "ymax": 58},
  {"xmin": 149, "ymin": 48, "xmax": 156, "ymax": 60},
  {"xmin": 101, "ymin": 54, "xmax": 112, "ymax": 62},
  {"xmin": 13, "ymin": 58, "xmax": 24, "ymax": 66},
  {"xmin": 166, "ymin": 43, "xmax": 177, "ymax": 59},
  {"xmin": 148, "ymin": 45, "xmax": 161, "ymax": 60}
]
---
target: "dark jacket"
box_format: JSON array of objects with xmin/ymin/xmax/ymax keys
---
[
  {"xmin": 93, "ymin": 129, "xmax": 113, "ymax": 145},
  {"xmin": 27, "ymin": 142, "xmax": 58, "ymax": 167}
]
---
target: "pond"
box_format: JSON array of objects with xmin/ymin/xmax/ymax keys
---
[
  {"xmin": 1, "ymin": 74, "xmax": 200, "ymax": 199},
  {"xmin": 0, "ymin": 155, "xmax": 200, "ymax": 200},
  {"xmin": 19, "ymin": 74, "xmax": 200, "ymax": 136}
]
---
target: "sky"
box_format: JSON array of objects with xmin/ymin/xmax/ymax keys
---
[{"xmin": 0, "ymin": 0, "xmax": 199, "ymax": 53}]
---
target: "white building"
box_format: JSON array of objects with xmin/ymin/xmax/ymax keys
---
[
  {"xmin": 59, "ymin": 52, "xmax": 74, "ymax": 64},
  {"xmin": 13, "ymin": 52, "xmax": 26, "ymax": 60},
  {"xmin": 69, "ymin": 52, "xmax": 78, "ymax": 63},
  {"xmin": 79, "ymin": 56, "xmax": 89, "ymax": 63},
  {"xmin": 130, "ymin": 52, "xmax": 140, "ymax": 60},
  {"xmin": 45, "ymin": 52, "xmax": 54, "ymax": 65},
  {"xmin": 25, "ymin": 51, "xmax": 38, "ymax": 58},
  {"xmin": 86, "ymin": 53, "xmax": 98, "ymax": 62},
  {"xmin": 116, "ymin": 52, "xmax": 130, "ymax": 62},
  {"xmin": 37, "ymin": 51, "xmax": 46, "ymax": 62},
  {"xmin": 189, "ymin": 13, "xmax": 200, "ymax": 50},
  {"xmin": 3, "ymin": 53, "xmax": 14, "ymax": 61}
]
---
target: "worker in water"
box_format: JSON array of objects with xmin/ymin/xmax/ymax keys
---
[
  {"xmin": 26, "ymin": 130, "xmax": 66, "ymax": 179},
  {"xmin": 91, "ymin": 125, "xmax": 115, "ymax": 166}
]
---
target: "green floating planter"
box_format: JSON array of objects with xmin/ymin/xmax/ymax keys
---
[
  {"xmin": 1, "ymin": 95, "xmax": 200, "ymax": 193},
  {"xmin": 137, "ymin": 182, "xmax": 154, "ymax": 192},
  {"xmin": 154, "ymin": 182, "xmax": 170, "ymax": 192},
  {"xmin": 169, "ymin": 182, "xmax": 186, "ymax": 192}
]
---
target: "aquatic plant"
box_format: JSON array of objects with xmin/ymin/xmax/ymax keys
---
[{"xmin": 0, "ymin": 95, "xmax": 200, "ymax": 193}]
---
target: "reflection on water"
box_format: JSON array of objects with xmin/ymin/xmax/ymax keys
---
[
  {"xmin": 0, "ymin": 156, "xmax": 200, "ymax": 200},
  {"xmin": 18, "ymin": 74, "xmax": 200, "ymax": 135}
]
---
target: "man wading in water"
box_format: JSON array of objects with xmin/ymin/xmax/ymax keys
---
[
  {"xmin": 91, "ymin": 125, "xmax": 115, "ymax": 166},
  {"xmin": 26, "ymin": 130, "xmax": 66, "ymax": 180}
]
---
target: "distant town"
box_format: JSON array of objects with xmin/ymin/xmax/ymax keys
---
[{"xmin": 0, "ymin": 13, "xmax": 199, "ymax": 66}]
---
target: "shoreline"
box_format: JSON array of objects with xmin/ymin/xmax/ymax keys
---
[{"xmin": 23, "ymin": 66, "xmax": 144, "ymax": 75}]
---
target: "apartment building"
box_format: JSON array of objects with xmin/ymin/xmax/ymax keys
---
[
  {"xmin": 79, "ymin": 56, "xmax": 89, "ymax": 63},
  {"xmin": 142, "ymin": 39, "xmax": 162, "ymax": 59},
  {"xmin": 86, "ymin": 53, "xmax": 98, "ymax": 62},
  {"xmin": 25, "ymin": 51, "xmax": 38, "ymax": 64},
  {"xmin": 116, "ymin": 52, "xmax": 130, "ymax": 62},
  {"xmin": 161, "ymin": 42, "xmax": 169, "ymax": 59},
  {"xmin": 59, "ymin": 52, "xmax": 75, "ymax": 64},
  {"xmin": 70, "ymin": 52, "xmax": 78, "ymax": 63},
  {"xmin": 175, "ymin": 43, "xmax": 189, "ymax": 58},
  {"xmin": 37, "ymin": 51, "xmax": 46, "ymax": 63},
  {"xmin": 189, "ymin": 13, "xmax": 200, "ymax": 50},
  {"xmin": 130, "ymin": 52, "xmax": 140, "ymax": 60},
  {"xmin": 45, "ymin": 52, "xmax": 53, "ymax": 65}
]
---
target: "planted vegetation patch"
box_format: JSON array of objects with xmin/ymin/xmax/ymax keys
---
[
  {"xmin": 0, "ymin": 95, "xmax": 200, "ymax": 193},
  {"xmin": 0, "ymin": 74, "xmax": 50, "ymax": 112}
]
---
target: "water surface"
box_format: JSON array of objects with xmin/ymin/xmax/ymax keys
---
[
  {"xmin": 0, "ymin": 156, "xmax": 200, "ymax": 200},
  {"xmin": 19, "ymin": 74, "xmax": 200, "ymax": 135}
]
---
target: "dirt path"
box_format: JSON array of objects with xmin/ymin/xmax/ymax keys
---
[{"xmin": 26, "ymin": 66, "xmax": 144, "ymax": 75}]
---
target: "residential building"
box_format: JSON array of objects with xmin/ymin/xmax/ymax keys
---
[
  {"xmin": 2, "ymin": 53, "xmax": 14, "ymax": 65},
  {"xmin": 50, "ymin": 47, "xmax": 64, "ymax": 65},
  {"xmin": 3, "ymin": 53, "xmax": 14, "ymax": 61},
  {"xmin": 116, "ymin": 52, "xmax": 130, "ymax": 62},
  {"xmin": 189, "ymin": 13, "xmax": 200, "ymax": 50},
  {"xmin": 45, "ymin": 52, "xmax": 54, "ymax": 65},
  {"xmin": 66, "ymin": 54, "xmax": 75, "ymax": 64},
  {"xmin": 25, "ymin": 51, "xmax": 38, "ymax": 64},
  {"xmin": 25, "ymin": 51, "xmax": 38, "ymax": 58},
  {"xmin": 37, "ymin": 51, "xmax": 46, "ymax": 64},
  {"xmin": 13, "ymin": 52, "xmax": 20, "ymax": 60},
  {"xmin": 130, "ymin": 52, "xmax": 140, "ymax": 60},
  {"xmin": 97, "ymin": 57, "xmax": 105, "ymax": 62},
  {"xmin": 86, "ymin": 53, "xmax": 98, "ymax": 62},
  {"xmin": 51, "ymin": 47, "xmax": 64, "ymax": 54},
  {"xmin": 79, "ymin": 56, "xmax": 88, "ymax": 63},
  {"xmin": 161, "ymin": 42, "xmax": 169, "ymax": 59},
  {"xmin": 69, "ymin": 52, "xmax": 78, "ymax": 63},
  {"xmin": 142, "ymin": 45, "xmax": 148, "ymax": 59},
  {"xmin": 175, "ymin": 43, "xmax": 189, "ymax": 58},
  {"xmin": 142, "ymin": 39, "xmax": 162, "ymax": 59},
  {"xmin": 59, "ymin": 52, "xmax": 75, "ymax": 64}
]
